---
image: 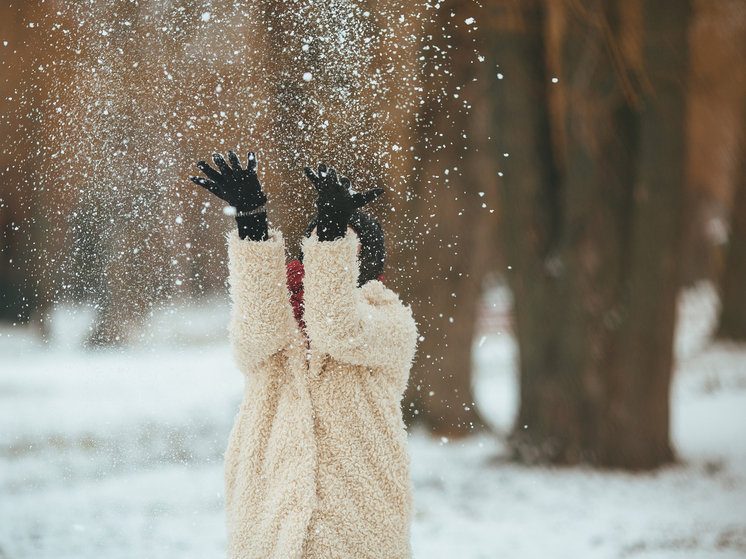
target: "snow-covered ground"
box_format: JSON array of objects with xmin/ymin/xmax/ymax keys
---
[{"xmin": 1, "ymin": 283, "xmax": 745, "ymax": 558}]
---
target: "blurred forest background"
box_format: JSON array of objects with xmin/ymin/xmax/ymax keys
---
[{"xmin": 1, "ymin": 0, "xmax": 745, "ymax": 471}]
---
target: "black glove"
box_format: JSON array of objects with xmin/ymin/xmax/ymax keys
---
[
  {"xmin": 191, "ymin": 151, "xmax": 268, "ymax": 241},
  {"xmin": 303, "ymin": 163, "xmax": 384, "ymax": 241}
]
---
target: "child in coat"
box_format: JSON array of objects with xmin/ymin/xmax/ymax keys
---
[{"xmin": 191, "ymin": 151, "xmax": 418, "ymax": 559}]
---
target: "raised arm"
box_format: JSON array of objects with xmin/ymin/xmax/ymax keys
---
[
  {"xmin": 301, "ymin": 233, "xmax": 417, "ymax": 372},
  {"xmin": 227, "ymin": 229, "xmax": 298, "ymax": 373},
  {"xmin": 190, "ymin": 150, "xmax": 296, "ymax": 371}
]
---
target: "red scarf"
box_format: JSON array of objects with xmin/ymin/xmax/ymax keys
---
[
  {"xmin": 285, "ymin": 260, "xmax": 385, "ymax": 330},
  {"xmin": 286, "ymin": 260, "xmax": 306, "ymax": 331}
]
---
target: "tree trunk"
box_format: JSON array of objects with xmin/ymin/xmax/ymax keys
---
[
  {"xmin": 0, "ymin": 1, "xmax": 39, "ymax": 325},
  {"xmin": 717, "ymin": 101, "xmax": 746, "ymax": 340},
  {"xmin": 681, "ymin": 0, "xmax": 746, "ymax": 286},
  {"xmin": 402, "ymin": 0, "xmax": 497, "ymax": 437},
  {"xmin": 598, "ymin": 0, "xmax": 689, "ymax": 468},
  {"xmin": 493, "ymin": 0, "xmax": 689, "ymax": 468},
  {"xmin": 485, "ymin": 1, "xmax": 564, "ymax": 453}
]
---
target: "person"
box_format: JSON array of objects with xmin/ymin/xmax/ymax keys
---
[{"xmin": 191, "ymin": 151, "xmax": 418, "ymax": 559}]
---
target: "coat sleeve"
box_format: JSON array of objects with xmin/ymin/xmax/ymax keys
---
[
  {"xmin": 301, "ymin": 233, "xmax": 418, "ymax": 371},
  {"xmin": 227, "ymin": 229, "xmax": 297, "ymax": 373}
]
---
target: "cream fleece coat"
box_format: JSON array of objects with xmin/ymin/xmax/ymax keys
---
[{"xmin": 224, "ymin": 229, "xmax": 418, "ymax": 559}]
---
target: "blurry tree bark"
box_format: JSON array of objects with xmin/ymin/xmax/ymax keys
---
[
  {"xmin": 484, "ymin": 0, "xmax": 563, "ymax": 448},
  {"xmin": 0, "ymin": 1, "xmax": 45, "ymax": 327},
  {"xmin": 681, "ymin": 0, "xmax": 746, "ymax": 286},
  {"xmin": 491, "ymin": 0, "xmax": 690, "ymax": 468},
  {"xmin": 0, "ymin": 0, "xmax": 64, "ymax": 337},
  {"xmin": 402, "ymin": 0, "xmax": 498, "ymax": 436},
  {"xmin": 717, "ymin": 102, "xmax": 746, "ymax": 340}
]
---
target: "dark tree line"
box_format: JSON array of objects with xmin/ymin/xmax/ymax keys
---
[{"xmin": 4, "ymin": 0, "xmax": 746, "ymax": 470}]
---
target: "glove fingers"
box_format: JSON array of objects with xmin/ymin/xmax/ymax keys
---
[
  {"xmin": 352, "ymin": 188, "xmax": 384, "ymax": 208},
  {"xmin": 190, "ymin": 176, "xmax": 221, "ymax": 197},
  {"xmin": 317, "ymin": 163, "xmax": 327, "ymax": 177},
  {"xmin": 197, "ymin": 161, "xmax": 223, "ymax": 183},
  {"xmin": 246, "ymin": 152, "xmax": 257, "ymax": 175},
  {"xmin": 212, "ymin": 153, "xmax": 233, "ymax": 177},
  {"xmin": 327, "ymin": 168, "xmax": 338, "ymax": 185},
  {"xmin": 227, "ymin": 150, "xmax": 242, "ymax": 171},
  {"xmin": 304, "ymin": 166, "xmax": 322, "ymax": 192},
  {"xmin": 340, "ymin": 177, "xmax": 351, "ymax": 191}
]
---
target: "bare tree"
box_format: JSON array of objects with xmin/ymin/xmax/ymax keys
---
[
  {"xmin": 0, "ymin": 1, "xmax": 45, "ymax": 326},
  {"xmin": 680, "ymin": 0, "xmax": 746, "ymax": 287},
  {"xmin": 491, "ymin": 0, "xmax": 690, "ymax": 468},
  {"xmin": 402, "ymin": 0, "xmax": 499, "ymax": 436},
  {"xmin": 717, "ymin": 100, "xmax": 746, "ymax": 340}
]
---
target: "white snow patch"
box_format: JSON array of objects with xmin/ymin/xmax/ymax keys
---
[{"xmin": 0, "ymin": 282, "xmax": 744, "ymax": 557}]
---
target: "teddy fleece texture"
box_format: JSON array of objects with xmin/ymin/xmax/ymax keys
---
[{"xmin": 224, "ymin": 229, "xmax": 418, "ymax": 559}]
